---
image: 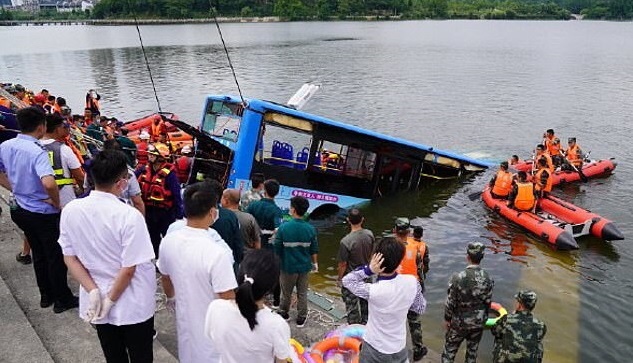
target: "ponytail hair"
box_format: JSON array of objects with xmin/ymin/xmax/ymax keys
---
[{"xmin": 235, "ymin": 249, "xmax": 280, "ymax": 330}]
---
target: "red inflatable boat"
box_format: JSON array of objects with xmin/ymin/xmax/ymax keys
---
[{"xmin": 511, "ymin": 159, "xmax": 617, "ymax": 185}]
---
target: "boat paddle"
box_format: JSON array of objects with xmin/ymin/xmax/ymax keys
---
[{"xmin": 560, "ymin": 150, "xmax": 588, "ymax": 183}]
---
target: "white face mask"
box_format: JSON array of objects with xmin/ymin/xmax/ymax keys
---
[
  {"xmin": 116, "ymin": 176, "xmax": 129, "ymax": 197},
  {"xmin": 211, "ymin": 208, "xmax": 219, "ymax": 226}
]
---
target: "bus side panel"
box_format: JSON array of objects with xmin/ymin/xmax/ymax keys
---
[{"xmin": 227, "ymin": 109, "xmax": 261, "ymax": 188}]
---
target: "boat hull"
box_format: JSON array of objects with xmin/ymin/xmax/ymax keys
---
[
  {"xmin": 482, "ymin": 187, "xmax": 578, "ymax": 250},
  {"xmin": 511, "ymin": 159, "xmax": 617, "ymax": 185},
  {"xmin": 539, "ymin": 195, "xmax": 624, "ymax": 241}
]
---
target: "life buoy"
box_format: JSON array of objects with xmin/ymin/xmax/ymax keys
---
[
  {"xmin": 290, "ymin": 338, "xmax": 315, "ymax": 363},
  {"xmin": 485, "ymin": 301, "xmax": 508, "ymax": 328},
  {"xmin": 310, "ymin": 336, "xmax": 360, "ymax": 363}
]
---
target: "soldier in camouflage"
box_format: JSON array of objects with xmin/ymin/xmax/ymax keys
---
[
  {"xmin": 239, "ymin": 172, "xmax": 265, "ymax": 211},
  {"xmin": 491, "ymin": 290, "xmax": 547, "ymax": 363},
  {"xmin": 441, "ymin": 242, "xmax": 494, "ymax": 363}
]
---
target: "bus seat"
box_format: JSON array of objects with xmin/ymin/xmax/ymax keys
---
[
  {"xmin": 269, "ymin": 140, "xmax": 284, "ymax": 165},
  {"xmin": 282, "ymin": 143, "xmax": 294, "ymax": 167},
  {"xmin": 295, "ymin": 147, "xmax": 309, "ymax": 170}
]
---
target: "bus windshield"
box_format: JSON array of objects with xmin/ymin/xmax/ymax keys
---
[{"xmin": 202, "ymin": 100, "xmax": 243, "ymax": 142}]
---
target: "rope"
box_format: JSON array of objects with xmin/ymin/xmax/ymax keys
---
[
  {"xmin": 210, "ymin": 7, "xmax": 246, "ymax": 106},
  {"xmin": 127, "ymin": 0, "xmax": 163, "ymax": 113}
]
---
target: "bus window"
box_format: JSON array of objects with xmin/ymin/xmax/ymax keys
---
[
  {"xmin": 260, "ymin": 122, "xmax": 312, "ymax": 169},
  {"xmin": 202, "ymin": 101, "xmax": 242, "ymax": 141},
  {"xmin": 315, "ymin": 141, "xmax": 375, "ymax": 180}
]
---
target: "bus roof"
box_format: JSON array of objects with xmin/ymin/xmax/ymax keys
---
[{"xmin": 207, "ymin": 95, "xmax": 493, "ymax": 169}]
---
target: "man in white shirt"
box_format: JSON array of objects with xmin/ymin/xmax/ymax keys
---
[
  {"xmin": 158, "ymin": 182, "xmax": 238, "ymax": 363},
  {"xmin": 343, "ymin": 237, "xmax": 426, "ymax": 363},
  {"xmin": 40, "ymin": 114, "xmax": 84, "ymax": 207},
  {"xmin": 58, "ymin": 149, "xmax": 156, "ymax": 362}
]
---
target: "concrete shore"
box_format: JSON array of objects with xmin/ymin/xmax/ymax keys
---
[{"xmin": 0, "ymin": 189, "xmax": 440, "ymax": 362}]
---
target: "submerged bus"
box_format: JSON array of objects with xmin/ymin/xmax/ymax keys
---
[{"xmin": 169, "ymin": 95, "xmax": 492, "ymax": 216}]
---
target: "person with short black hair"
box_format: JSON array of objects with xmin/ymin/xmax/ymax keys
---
[
  {"xmin": 337, "ymin": 208, "xmax": 374, "ymax": 325},
  {"xmin": 489, "ymin": 161, "xmax": 513, "ymax": 199},
  {"xmin": 205, "ymin": 249, "xmax": 294, "ymax": 363},
  {"xmin": 206, "ymin": 179, "xmax": 244, "ymax": 272},
  {"xmin": 343, "ymin": 237, "xmax": 426, "ymax": 363},
  {"xmin": 508, "ymin": 171, "xmax": 537, "ymax": 212},
  {"xmin": 274, "ymin": 196, "xmax": 318, "ymax": 328},
  {"xmin": 492, "ymin": 290, "xmax": 547, "ymax": 363},
  {"xmin": 246, "ymin": 178, "xmax": 283, "ymax": 305},
  {"xmin": 441, "ymin": 242, "xmax": 494, "ymax": 363},
  {"xmin": 240, "ymin": 172, "xmax": 265, "ymax": 211},
  {"xmin": 0, "ymin": 106, "xmax": 77, "ymax": 314},
  {"xmin": 158, "ymin": 182, "xmax": 238, "ymax": 362},
  {"xmin": 59, "ymin": 149, "xmax": 156, "ymax": 361}
]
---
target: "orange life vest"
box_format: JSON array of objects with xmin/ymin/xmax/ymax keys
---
[
  {"xmin": 566, "ymin": 144, "xmax": 582, "ymax": 166},
  {"xmin": 0, "ymin": 98, "xmax": 10, "ymax": 108},
  {"xmin": 139, "ymin": 164, "xmax": 175, "ymax": 209},
  {"xmin": 544, "ymin": 135, "xmax": 557, "ymax": 154},
  {"xmin": 62, "ymin": 135, "xmax": 85, "ymax": 165},
  {"xmin": 151, "ymin": 121, "xmax": 166, "ymax": 141},
  {"xmin": 514, "ymin": 182, "xmax": 536, "ymax": 211},
  {"xmin": 137, "ymin": 142, "xmax": 149, "ymax": 166},
  {"xmin": 536, "ymin": 153, "xmax": 554, "ymax": 172},
  {"xmin": 534, "ymin": 168, "xmax": 552, "ymax": 193},
  {"xmin": 397, "ymin": 237, "xmax": 427, "ymax": 280},
  {"xmin": 492, "ymin": 170, "xmax": 513, "ymax": 197},
  {"xmin": 175, "ymin": 156, "xmax": 191, "ymax": 184}
]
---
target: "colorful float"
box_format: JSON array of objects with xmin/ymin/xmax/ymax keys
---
[{"xmin": 122, "ymin": 112, "xmax": 193, "ymax": 151}]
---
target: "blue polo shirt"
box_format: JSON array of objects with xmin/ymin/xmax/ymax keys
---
[{"xmin": 0, "ymin": 134, "xmax": 59, "ymax": 214}]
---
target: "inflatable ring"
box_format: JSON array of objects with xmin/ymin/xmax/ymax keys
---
[
  {"xmin": 290, "ymin": 339, "xmax": 316, "ymax": 363},
  {"xmin": 485, "ymin": 302, "xmax": 508, "ymax": 328},
  {"xmin": 310, "ymin": 336, "xmax": 361, "ymax": 363}
]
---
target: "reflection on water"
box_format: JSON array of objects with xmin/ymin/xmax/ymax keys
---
[{"xmin": 3, "ymin": 21, "xmax": 633, "ymax": 362}]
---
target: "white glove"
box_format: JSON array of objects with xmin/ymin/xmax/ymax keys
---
[
  {"xmin": 84, "ymin": 289, "xmax": 102, "ymax": 323},
  {"xmin": 93, "ymin": 296, "xmax": 115, "ymax": 322},
  {"xmin": 311, "ymin": 263, "xmax": 319, "ymax": 273},
  {"xmin": 166, "ymin": 296, "xmax": 176, "ymax": 314}
]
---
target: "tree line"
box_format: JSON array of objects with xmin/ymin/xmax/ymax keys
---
[{"xmin": 1, "ymin": 0, "xmax": 631, "ymax": 21}]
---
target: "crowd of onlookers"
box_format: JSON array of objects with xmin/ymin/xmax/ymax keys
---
[{"xmin": 0, "ymin": 84, "xmax": 547, "ymax": 363}]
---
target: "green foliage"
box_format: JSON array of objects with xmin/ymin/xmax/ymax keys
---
[{"xmin": 2, "ymin": 0, "xmax": 631, "ymax": 21}]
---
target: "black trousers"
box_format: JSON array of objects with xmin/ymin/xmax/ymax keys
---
[
  {"xmin": 145, "ymin": 206, "xmax": 175, "ymax": 258},
  {"xmin": 96, "ymin": 316, "xmax": 154, "ymax": 363},
  {"xmin": 10, "ymin": 206, "xmax": 73, "ymax": 304}
]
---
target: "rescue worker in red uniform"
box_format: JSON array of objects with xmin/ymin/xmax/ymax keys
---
[
  {"xmin": 136, "ymin": 131, "xmax": 150, "ymax": 169},
  {"xmin": 534, "ymin": 158, "xmax": 553, "ymax": 199},
  {"xmin": 508, "ymin": 171, "xmax": 537, "ymax": 212},
  {"xmin": 489, "ymin": 161, "xmax": 513, "ymax": 199},
  {"xmin": 565, "ymin": 137, "xmax": 583, "ymax": 169},
  {"xmin": 175, "ymin": 145, "xmax": 193, "ymax": 185},
  {"xmin": 393, "ymin": 218, "xmax": 429, "ymax": 360},
  {"xmin": 136, "ymin": 143, "xmax": 183, "ymax": 256}
]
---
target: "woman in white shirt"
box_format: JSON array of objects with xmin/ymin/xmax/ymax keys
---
[{"xmin": 205, "ymin": 249, "xmax": 293, "ymax": 363}]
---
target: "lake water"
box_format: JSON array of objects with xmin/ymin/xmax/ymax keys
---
[{"xmin": 2, "ymin": 20, "xmax": 632, "ymax": 362}]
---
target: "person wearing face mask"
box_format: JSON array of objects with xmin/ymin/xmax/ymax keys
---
[
  {"xmin": 136, "ymin": 142, "xmax": 183, "ymax": 257},
  {"xmin": 0, "ymin": 107, "xmax": 78, "ymax": 314},
  {"xmin": 158, "ymin": 181, "xmax": 238, "ymax": 363},
  {"xmin": 58, "ymin": 149, "xmax": 156, "ymax": 362}
]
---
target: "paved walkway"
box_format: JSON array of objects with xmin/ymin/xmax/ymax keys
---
[{"xmin": 0, "ymin": 189, "xmax": 440, "ymax": 362}]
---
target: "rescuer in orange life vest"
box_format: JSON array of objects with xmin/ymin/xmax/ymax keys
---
[
  {"xmin": 489, "ymin": 161, "xmax": 513, "ymax": 199},
  {"xmin": 136, "ymin": 142, "xmax": 184, "ymax": 256},
  {"xmin": 543, "ymin": 129, "xmax": 557, "ymax": 154},
  {"xmin": 508, "ymin": 171, "xmax": 537, "ymax": 212},
  {"xmin": 534, "ymin": 157, "xmax": 553, "ymax": 199},
  {"xmin": 393, "ymin": 217, "xmax": 429, "ymax": 361},
  {"xmin": 534, "ymin": 144, "xmax": 554, "ymax": 172},
  {"xmin": 565, "ymin": 137, "xmax": 584, "ymax": 169},
  {"xmin": 136, "ymin": 131, "xmax": 151, "ymax": 168}
]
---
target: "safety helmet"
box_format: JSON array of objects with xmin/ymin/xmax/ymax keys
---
[
  {"xmin": 139, "ymin": 131, "xmax": 150, "ymax": 140},
  {"xmin": 33, "ymin": 93, "xmax": 46, "ymax": 104},
  {"xmin": 148, "ymin": 143, "xmax": 170, "ymax": 158},
  {"xmin": 181, "ymin": 145, "xmax": 192, "ymax": 155}
]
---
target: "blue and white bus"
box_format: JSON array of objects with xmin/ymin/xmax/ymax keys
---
[{"xmin": 170, "ymin": 95, "xmax": 492, "ymax": 216}]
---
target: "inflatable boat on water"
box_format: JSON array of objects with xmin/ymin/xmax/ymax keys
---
[
  {"xmin": 511, "ymin": 158, "xmax": 617, "ymax": 185},
  {"xmin": 482, "ymin": 187, "xmax": 624, "ymax": 250}
]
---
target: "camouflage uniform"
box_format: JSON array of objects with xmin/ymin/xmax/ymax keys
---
[
  {"xmin": 491, "ymin": 291, "xmax": 546, "ymax": 363},
  {"xmin": 441, "ymin": 243, "xmax": 494, "ymax": 363},
  {"xmin": 342, "ymin": 284, "xmax": 368, "ymax": 324},
  {"xmin": 240, "ymin": 188, "xmax": 262, "ymax": 211}
]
